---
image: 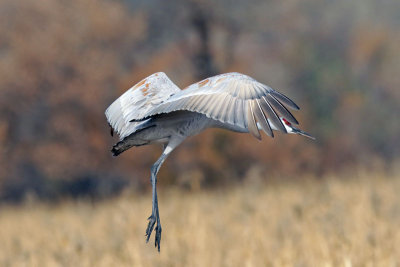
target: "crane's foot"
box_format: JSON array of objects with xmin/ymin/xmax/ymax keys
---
[
  {"xmin": 145, "ymin": 214, "xmax": 162, "ymax": 251},
  {"xmin": 155, "ymin": 223, "xmax": 162, "ymax": 251},
  {"xmin": 145, "ymin": 214, "xmax": 156, "ymax": 242}
]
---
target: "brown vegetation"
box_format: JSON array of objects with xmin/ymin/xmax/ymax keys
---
[
  {"xmin": 0, "ymin": 170, "xmax": 399, "ymax": 266},
  {"xmin": 0, "ymin": 0, "xmax": 399, "ymax": 199}
]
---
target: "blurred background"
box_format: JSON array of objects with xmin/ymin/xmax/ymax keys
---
[
  {"xmin": 0, "ymin": 0, "xmax": 400, "ymax": 265},
  {"xmin": 1, "ymin": 0, "xmax": 399, "ymax": 201}
]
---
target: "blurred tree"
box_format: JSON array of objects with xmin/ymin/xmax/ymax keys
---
[
  {"xmin": 188, "ymin": 1, "xmax": 218, "ymax": 79},
  {"xmin": 0, "ymin": 0, "xmax": 399, "ymax": 201}
]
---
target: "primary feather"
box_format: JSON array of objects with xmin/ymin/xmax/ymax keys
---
[
  {"xmin": 106, "ymin": 72, "xmax": 303, "ymax": 141},
  {"xmin": 143, "ymin": 72, "xmax": 300, "ymax": 139}
]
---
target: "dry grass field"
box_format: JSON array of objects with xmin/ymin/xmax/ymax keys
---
[{"xmin": 0, "ymin": 170, "xmax": 399, "ymax": 267}]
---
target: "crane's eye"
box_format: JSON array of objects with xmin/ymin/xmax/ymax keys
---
[{"xmin": 282, "ymin": 118, "xmax": 291, "ymax": 126}]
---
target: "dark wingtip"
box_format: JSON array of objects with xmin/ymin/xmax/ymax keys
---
[
  {"xmin": 268, "ymin": 94, "xmax": 299, "ymax": 125},
  {"xmin": 291, "ymin": 102, "xmax": 300, "ymax": 111},
  {"xmin": 270, "ymin": 91, "xmax": 300, "ymax": 110}
]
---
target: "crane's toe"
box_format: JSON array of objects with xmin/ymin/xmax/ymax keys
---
[
  {"xmin": 145, "ymin": 214, "xmax": 156, "ymax": 242},
  {"xmin": 155, "ymin": 223, "xmax": 162, "ymax": 252}
]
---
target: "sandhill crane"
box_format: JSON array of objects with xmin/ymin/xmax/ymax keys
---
[{"xmin": 105, "ymin": 72, "xmax": 314, "ymax": 251}]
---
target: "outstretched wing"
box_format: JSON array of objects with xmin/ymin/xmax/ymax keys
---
[
  {"xmin": 144, "ymin": 72, "xmax": 300, "ymax": 140},
  {"xmin": 105, "ymin": 72, "xmax": 180, "ymax": 139}
]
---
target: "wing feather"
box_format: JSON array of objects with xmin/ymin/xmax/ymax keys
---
[
  {"xmin": 194, "ymin": 95, "xmax": 208, "ymax": 111},
  {"xmin": 230, "ymin": 80, "xmax": 239, "ymax": 97},
  {"xmin": 265, "ymin": 94, "xmax": 298, "ymax": 125},
  {"xmin": 254, "ymin": 99, "xmax": 274, "ymax": 137},
  {"xmin": 248, "ymin": 101, "xmax": 261, "ymax": 140},
  {"xmin": 211, "ymin": 94, "xmax": 230, "ymax": 120},
  {"xmin": 186, "ymin": 96, "xmax": 199, "ymax": 110},
  {"xmin": 105, "ymin": 72, "xmax": 180, "ymax": 139},
  {"xmin": 204, "ymin": 95, "xmax": 219, "ymax": 116},
  {"xmin": 109, "ymin": 72, "xmax": 301, "ymax": 140},
  {"xmin": 220, "ymin": 95, "xmax": 235, "ymax": 124},
  {"xmin": 235, "ymin": 98, "xmax": 246, "ymax": 128},
  {"xmin": 270, "ymin": 90, "xmax": 300, "ymax": 110},
  {"xmin": 260, "ymin": 96, "xmax": 287, "ymax": 133}
]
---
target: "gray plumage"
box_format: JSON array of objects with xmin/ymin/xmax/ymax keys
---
[{"xmin": 105, "ymin": 72, "xmax": 314, "ymax": 251}]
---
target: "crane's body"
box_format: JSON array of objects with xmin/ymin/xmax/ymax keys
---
[
  {"xmin": 105, "ymin": 72, "xmax": 314, "ymax": 251},
  {"xmin": 111, "ymin": 111, "xmax": 215, "ymax": 156}
]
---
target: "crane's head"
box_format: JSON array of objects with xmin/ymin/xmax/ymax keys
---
[{"xmin": 282, "ymin": 118, "xmax": 315, "ymax": 140}]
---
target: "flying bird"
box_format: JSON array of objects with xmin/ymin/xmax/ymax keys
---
[{"xmin": 105, "ymin": 72, "xmax": 314, "ymax": 251}]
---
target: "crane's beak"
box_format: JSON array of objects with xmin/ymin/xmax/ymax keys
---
[{"xmin": 291, "ymin": 127, "xmax": 315, "ymax": 140}]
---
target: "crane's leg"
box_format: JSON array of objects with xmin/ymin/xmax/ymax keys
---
[{"xmin": 145, "ymin": 137, "xmax": 183, "ymax": 251}]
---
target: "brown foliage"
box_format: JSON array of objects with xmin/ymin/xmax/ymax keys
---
[
  {"xmin": 0, "ymin": 171, "xmax": 399, "ymax": 265},
  {"xmin": 0, "ymin": 0, "xmax": 399, "ymax": 199}
]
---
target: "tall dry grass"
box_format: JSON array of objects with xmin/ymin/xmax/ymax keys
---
[{"xmin": 0, "ymin": 170, "xmax": 399, "ymax": 266}]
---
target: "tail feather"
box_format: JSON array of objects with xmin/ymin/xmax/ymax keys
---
[
  {"xmin": 111, "ymin": 137, "xmax": 150, "ymax": 157},
  {"xmin": 111, "ymin": 141, "xmax": 131, "ymax": 157}
]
